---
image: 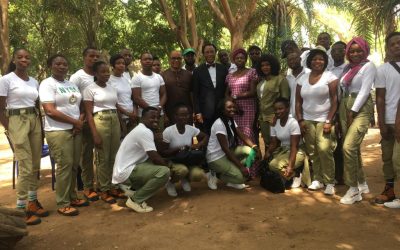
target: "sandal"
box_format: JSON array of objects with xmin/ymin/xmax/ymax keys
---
[
  {"xmin": 57, "ymin": 206, "xmax": 79, "ymax": 216},
  {"xmin": 100, "ymin": 191, "xmax": 117, "ymax": 204},
  {"xmin": 71, "ymin": 199, "xmax": 90, "ymax": 207},
  {"xmin": 83, "ymin": 189, "xmax": 99, "ymax": 201},
  {"xmin": 110, "ymin": 188, "xmax": 127, "ymax": 199}
]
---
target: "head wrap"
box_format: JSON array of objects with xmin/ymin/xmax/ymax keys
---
[
  {"xmin": 232, "ymin": 48, "xmax": 248, "ymax": 60},
  {"xmin": 342, "ymin": 37, "xmax": 370, "ymax": 87}
]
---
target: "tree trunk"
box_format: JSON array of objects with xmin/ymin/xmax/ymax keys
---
[
  {"xmin": 230, "ymin": 30, "xmax": 244, "ymax": 51},
  {"xmin": 0, "ymin": 0, "xmax": 10, "ymax": 75}
]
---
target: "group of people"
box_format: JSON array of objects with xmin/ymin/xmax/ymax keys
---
[{"xmin": 0, "ymin": 31, "xmax": 400, "ymax": 226}]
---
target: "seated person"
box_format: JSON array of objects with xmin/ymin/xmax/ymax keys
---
[
  {"xmin": 264, "ymin": 97, "xmax": 305, "ymax": 187},
  {"xmin": 206, "ymin": 98, "xmax": 261, "ymax": 190},
  {"xmin": 161, "ymin": 103, "xmax": 209, "ymax": 196},
  {"xmin": 112, "ymin": 107, "xmax": 170, "ymax": 213}
]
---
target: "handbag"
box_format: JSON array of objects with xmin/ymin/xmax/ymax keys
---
[
  {"xmin": 259, "ymin": 160, "xmax": 286, "ymax": 193},
  {"xmin": 170, "ymin": 148, "xmax": 205, "ymax": 166}
]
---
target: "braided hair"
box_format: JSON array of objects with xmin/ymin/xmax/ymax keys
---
[{"xmin": 217, "ymin": 97, "xmax": 238, "ymax": 148}]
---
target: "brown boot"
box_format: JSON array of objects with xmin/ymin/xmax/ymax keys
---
[
  {"xmin": 83, "ymin": 188, "xmax": 99, "ymax": 201},
  {"xmin": 110, "ymin": 188, "xmax": 126, "ymax": 199},
  {"xmin": 27, "ymin": 200, "xmax": 49, "ymax": 217},
  {"xmin": 375, "ymin": 184, "xmax": 395, "ymax": 204},
  {"xmin": 100, "ymin": 191, "xmax": 117, "ymax": 204},
  {"xmin": 26, "ymin": 211, "xmax": 41, "ymax": 225}
]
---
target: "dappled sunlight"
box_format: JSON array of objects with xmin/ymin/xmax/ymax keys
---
[{"xmin": 336, "ymin": 243, "xmax": 354, "ymax": 249}]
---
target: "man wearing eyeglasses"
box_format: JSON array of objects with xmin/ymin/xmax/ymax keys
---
[{"xmin": 161, "ymin": 50, "xmax": 193, "ymax": 124}]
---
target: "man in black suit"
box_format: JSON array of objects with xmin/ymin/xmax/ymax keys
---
[{"xmin": 192, "ymin": 43, "xmax": 229, "ymax": 135}]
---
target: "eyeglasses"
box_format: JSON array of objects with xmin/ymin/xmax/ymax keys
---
[{"xmin": 171, "ymin": 57, "xmax": 182, "ymax": 61}]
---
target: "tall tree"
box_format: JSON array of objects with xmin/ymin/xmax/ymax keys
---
[
  {"xmin": 207, "ymin": 0, "xmax": 258, "ymax": 50},
  {"xmin": 0, "ymin": 0, "xmax": 10, "ymax": 75},
  {"xmin": 158, "ymin": 0, "xmax": 204, "ymax": 55}
]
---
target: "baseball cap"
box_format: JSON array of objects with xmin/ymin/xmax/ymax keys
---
[{"xmin": 183, "ymin": 48, "xmax": 196, "ymax": 56}]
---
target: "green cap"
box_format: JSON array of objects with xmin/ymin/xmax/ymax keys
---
[{"xmin": 183, "ymin": 48, "xmax": 196, "ymax": 56}]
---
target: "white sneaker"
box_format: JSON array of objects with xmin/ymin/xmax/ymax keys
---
[
  {"xmin": 340, "ymin": 187, "xmax": 362, "ymax": 205},
  {"xmin": 291, "ymin": 174, "xmax": 302, "ymax": 188},
  {"xmin": 308, "ymin": 180, "xmax": 324, "ymax": 191},
  {"xmin": 181, "ymin": 179, "xmax": 191, "ymax": 192},
  {"xmin": 206, "ymin": 171, "xmax": 218, "ymax": 190},
  {"xmin": 384, "ymin": 199, "xmax": 400, "ymax": 209},
  {"xmin": 324, "ymin": 184, "xmax": 335, "ymax": 195},
  {"xmin": 358, "ymin": 182, "xmax": 370, "ymax": 194},
  {"xmin": 126, "ymin": 198, "xmax": 153, "ymax": 213},
  {"xmin": 226, "ymin": 183, "xmax": 247, "ymax": 190},
  {"xmin": 165, "ymin": 181, "xmax": 178, "ymax": 197}
]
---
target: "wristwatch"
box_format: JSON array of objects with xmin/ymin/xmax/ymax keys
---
[
  {"xmin": 325, "ymin": 119, "xmax": 331, "ymax": 124},
  {"xmin": 232, "ymin": 95, "xmax": 237, "ymax": 100}
]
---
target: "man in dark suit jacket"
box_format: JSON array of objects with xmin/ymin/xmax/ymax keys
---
[{"xmin": 192, "ymin": 43, "xmax": 229, "ymax": 135}]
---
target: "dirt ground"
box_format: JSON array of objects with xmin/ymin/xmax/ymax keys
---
[{"xmin": 1, "ymin": 127, "xmax": 399, "ymax": 250}]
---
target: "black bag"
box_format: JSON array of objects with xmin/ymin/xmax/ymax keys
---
[
  {"xmin": 170, "ymin": 149, "xmax": 205, "ymax": 166},
  {"xmin": 259, "ymin": 160, "xmax": 285, "ymax": 193}
]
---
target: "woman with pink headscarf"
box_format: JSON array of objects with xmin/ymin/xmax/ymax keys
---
[{"xmin": 339, "ymin": 37, "xmax": 376, "ymax": 205}]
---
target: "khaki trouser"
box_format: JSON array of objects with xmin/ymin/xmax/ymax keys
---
[
  {"xmin": 393, "ymin": 140, "xmax": 400, "ymax": 179},
  {"xmin": 8, "ymin": 112, "xmax": 42, "ymax": 200},
  {"xmin": 128, "ymin": 160, "xmax": 170, "ymax": 203},
  {"xmin": 303, "ymin": 120, "xmax": 337, "ymax": 184},
  {"xmin": 94, "ymin": 113, "xmax": 121, "ymax": 192},
  {"xmin": 46, "ymin": 130, "xmax": 81, "ymax": 208},
  {"xmin": 80, "ymin": 122, "xmax": 95, "ymax": 189},
  {"xmin": 169, "ymin": 164, "xmax": 205, "ymax": 182},
  {"xmin": 269, "ymin": 146, "xmax": 305, "ymax": 180},
  {"xmin": 380, "ymin": 125, "xmax": 400, "ymax": 180},
  {"xmin": 120, "ymin": 118, "xmax": 137, "ymax": 138},
  {"xmin": 208, "ymin": 146, "xmax": 251, "ymax": 184},
  {"xmin": 259, "ymin": 120, "xmax": 271, "ymax": 148},
  {"xmin": 340, "ymin": 94, "xmax": 372, "ymax": 187}
]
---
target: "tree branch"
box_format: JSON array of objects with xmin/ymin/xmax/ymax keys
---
[
  {"xmin": 207, "ymin": 0, "xmax": 228, "ymax": 27},
  {"xmin": 187, "ymin": 0, "xmax": 198, "ymax": 48},
  {"xmin": 220, "ymin": 0, "xmax": 235, "ymax": 29},
  {"xmin": 159, "ymin": 0, "xmax": 178, "ymax": 32},
  {"xmin": 178, "ymin": 0, "xmax": 190, "ymax": 48}
]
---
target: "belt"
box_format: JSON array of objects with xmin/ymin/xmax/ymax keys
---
[
  {"xmin": 7, "ymin": 107, "xmax": 37, "ymax": 116},
  {"xmin": 93, "ymin": 109, "xmax": 117, "ymax": 115},
  {"xmin": 343, "ymin": 92, "xmax": 359, "ymax": 98}
]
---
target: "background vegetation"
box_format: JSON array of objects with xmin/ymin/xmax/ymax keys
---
[{"xmin": 0, "ymin": 0, "xmax": 399, "ymax": 79}]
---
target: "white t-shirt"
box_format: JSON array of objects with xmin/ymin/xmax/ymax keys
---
[
  {"xmin": 69, "ymin": 69, "xmax": 95, "ymax": 93},
  {"xmin": 331, "ymin": 63, "xmax": 347, "ymax": 79},
  {"xmin": 286, "ymin": 68, "xmax": 310, "ymax": 117},
  {"xmin": 340, "ymin": 62, "xmax": 376, "ymax": 112},
  {"xmin": 39, "ymin": 77, "xmax": 82, "ymax": 131},
  {"xmin": 163, "ymin": 124, "xmax": 200, "ymax": 149},
  {"xmin": 131, "ymin": 72, "xmax": 164, "ymax": 116},
  {"xmin": 108, "ymin": 75, "xmax": 134, "ymax": 115},
  {"xmin": 0, "ymin": 72, "xmax": 39, "ymax": 109},
  {"xmin": 298, "ymin": 71, "xmax": 337, "ymax": 122},
  {"xmin": 112, "ymin": 123, "xmax": 157, "ymax": 184},
  {"xmin": 206, "ymin": 118, "xmax": 237, "ymax": 163},
  {"xmin": 375, "ymin": 62, "xmax": 400, "ymax": 124},
  {"xmin": 83, "ymin": 83, "xmax": 118, "ymax": 113},
  {"xmin": 271, "ymin": 117, "xmax": 301, "ymax": 146}
]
